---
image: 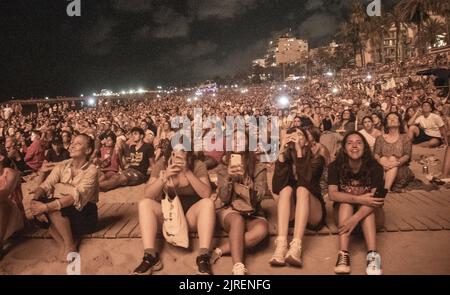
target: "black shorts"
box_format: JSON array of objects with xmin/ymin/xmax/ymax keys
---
[
  {"xmin": 34, "ymin": 198, "xmax": 98, "ymax": 236},
  {"xmin": 413, "ymin": 127, "xmax": 443, "ymax": 145},
  {"xmin": 121, "ymin": 168, "xmax": 147, "ymax": 186}
]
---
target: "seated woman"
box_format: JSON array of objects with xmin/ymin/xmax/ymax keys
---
[
  {"xmin": 270, "ymin": 127, "xmax": 326, "ymax": 267},
  {"xmin": 24, "ymin": 130, "xmax": 45, "ymax": 172},
  {"xmin": 0, "ymin": 146, "xmax": 25, "ymax": 260},
  {"xmin": 133, "ymin": 144, "xmax": 215, "ymax": 275},
  {"xmin": 331, "ymin": 110, "xmax": 356, "ymax": 135},
  {"xmin": 328, "ymin": 131, "xmax": 385, "ymax": 275},
  {"xmin": 212, "ymin": 131, "xmax": 271, "ymax": 275},
  {"xmin": 97, "ymin": 132, "xmax": 121, "ymax": 183},
  {"xmin": 374, "ymin": 113, "xmax": 414, "ymax": 192},
  {"xmin": 408, "ymin": 101, "xmax": 449, "ymax": 148},
  {"xmin": 29, "ymin": 134, "xmax": 99, "ymax": 260},
  {"xmin": 359, "ymin": 116, "xmax": 382, "ymax": 152}
]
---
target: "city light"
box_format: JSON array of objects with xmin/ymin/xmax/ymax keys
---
[
  {"xmin": 187, "ymin": 98, "xmax": 192, "ymax": 103},
  {"xmin": 121, "ymin": 91, "xmax": 126, "ymax": 95},
  {"xmin": 45, "ymin": 97, "xmax": 49, "ymax": 100},
  {"xmin": 194, "ymin": 96, "xmax": 198, "ymax": 101},
  {"xmin": 93, "ymin": 93, "xmax": 97, "ymax": 96},
  {"xmin": 157, "ymin": 86, "xmax": 162, "ymax": 89},
  {"xmin": 366, "ymin": 74, "xmax": 372, "ymax": 80},
  {"xmin": 332, "ymin": 87, "xmax": 339, "ymax": 94},
  {"xmin": 295, "ymin": 86, "xmax": 300, "ymax": 90},
  {"xmin": 326, "ymin": 71, "xmax": 334, "ymax": 77},
  {"xmin": 80, "ymin": 94, "xmax": 84, "ymax": 97},
  {"xmin": 129, "ymin": 89, "xmax": 135, "ymax": 94},
  {"xmin": 137, "ymin": 88, "xmax": 145, "ymax": 94},
  {"xmin": 88, "ymin": 98, "xmax": 96, "ymax": 106},
  {"xmin": 301, "ymin": 75, "xmax": 307, "ymax": 79}
]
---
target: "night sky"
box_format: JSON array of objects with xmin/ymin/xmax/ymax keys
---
[{"xmin": 0, "ymin": 0, "xmax": 390, "ymax": 100}]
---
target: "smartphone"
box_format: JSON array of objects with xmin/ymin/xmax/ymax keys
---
[
  {"xmin": 230, "ymin": 154, "xmax": 242, "ymax": 167},
  {"xmin": 374, "ymin": 188, "xmax": 388, "ymax": 199}
]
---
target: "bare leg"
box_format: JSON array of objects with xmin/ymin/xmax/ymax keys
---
[
  {"xmin": 407, "ymin": 126, "xmax": 419, "ymax": 142},
  {"xmin": 292, "ymin": 187, "xmax": 324, "ymax": 240},
  {"xmin": 217, "ymin": 218, "xmax": 268, "ymax": 256},
  {"xmin": 222, "ymin": 213, "xmax": 245, "ymax": 265},
  {"xmin": 0, "ymin": 200, "xmax": 12, "ymax": 244},
  {"xmin": 338, "ymin": 203, "xmax": 354, "ymax": 252},
  {"xmin": 186, "ymin": 198, "xmax": 215, "ymax": 250},
  {"xmin": 417, "ymin": 138, "xmax": 441, "ymax": 148},
  {"xmin": 138, "ymin": 199, "xmax": 163, "ymax": 250},
  {"xmin": 47, "ymin": 211, "xmax": 77, "ymax": 259},
  {"xmin": 443, "ymin": 146, "xmax": 450, "ymax": 178},
  {"xmin": 99, "ymin": 174, "xmax": 127, "ymax": 192},
  {"xmin": 360, "ymin": 212, "xmax": 377, "ymax": 252},
  {"xmin": 276, "ymin": 186, "xmax": 293, "ymax": 239}
]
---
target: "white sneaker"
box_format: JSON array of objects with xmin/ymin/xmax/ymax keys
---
[
  {"xmin": 366, "ymin": 251, "xmax": 382, "ymax": 275},
  {"xmin": 270, "ymin": 238, "xmax": 288, "ymax": 266},
  {"xmin": 232, "ymin": 263, "xmax": 248, "ymax": 275},
  {"xmin": 285, "ymin": 239, "xmax": 303, "ymax": 267}
]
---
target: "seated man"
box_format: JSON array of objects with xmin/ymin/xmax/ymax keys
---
[
  {"xmin": 29, "ymin": 134, "xmax": 99, "ymax": 260},
  {"xmin": 36, "ymin": 137, "xmax": 71, "ymax": 184},
  {"xmin": 99, "ymin": 127, "xmax": 154, "ymax": 192},
  {"xmin": 4, "ymin": 136, "xmax": 30, "ymax": 174},
  {"xmin": 408, "ymin": 101, "xmax": 449, "ymax": 148},
  {"xmin": 24, "ymin": 130, "xmax": 45, "ymax": 172}
]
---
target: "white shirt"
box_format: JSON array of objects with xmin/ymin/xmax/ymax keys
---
[{"xmin": 415, "ymin": 113, "xmax": 445, "ymax": 138}]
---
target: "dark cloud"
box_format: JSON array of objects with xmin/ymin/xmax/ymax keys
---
[
  {"xmin": 151, "ymin": 7, "xmax": 191, "ymax": 38},
  {"xmin": 175, "ymin": 41, "xmax": 218, "ymax": 60},
  {"xmin": 297, "ymin": 12, "xmax": 340, "ymax": 44},
  {"xmin": 188, "ymin": 39, "xmax": 268, "ymax": 79},
  {"xmin": 112, "ymin": 0, "xmax": 154, "ymax": 13},
  {"xmin": 81, "ymin": 18, "xmax": 117, "ymax": 56},
  {"xmin": 188, "ymin": 0, "xmax": 259, "ymax": 20}
]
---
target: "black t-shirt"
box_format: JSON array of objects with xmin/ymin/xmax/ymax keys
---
[
  {"xmin": 128, "ymin": 143, "xmax": 154, "ymax": 175},
  {"xmin": 328, "ymin": 160, "xmax": 384, "ymax": 197},
  {"xmin": 46, "ymin": 148, "xmax": 70, "ymax": 163}
]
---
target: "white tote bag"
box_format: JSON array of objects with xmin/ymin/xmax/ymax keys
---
[{"xmin": 161, "ymin": 192, "xmax": 189, "ymax": 249}]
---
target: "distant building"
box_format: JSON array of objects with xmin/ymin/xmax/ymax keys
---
[
  {"xmin": 252, "ymin": 59, "xmax": 266, "ymax": 68},
  {"xmin": 265, "ymin": 33, "xmax": 309, "ymax": 67}
]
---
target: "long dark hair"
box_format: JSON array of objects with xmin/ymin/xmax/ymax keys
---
[
  {"xmin": 334, "ymin": 131, "xmax": 376, "ymax": 187},
  {"xmin": 224, "ymin": 129, "xmax": 257, "ymax": 178},
  {"xmin": 283, "ymin": 127, "xmax": 315, "ymax": 180}
]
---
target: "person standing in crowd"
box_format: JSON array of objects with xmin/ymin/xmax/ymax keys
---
[
  {"xmin": 270, "ymin": 127, "xmax": 326, "ymax": 267},
  {"xmin": 359, "ymin": 116, "xmax": 382, "ymax": 152},
  {"xmin": 328, "ymin": 131, "xmax": 385, "ymax": 275},
  {"xmin": 212, "ymin": 131, "xmax": 271, "ymax": 275},
  {"xmin": 133, "ymin": 145, "xmax": 215, "ymax": 275},
  {"xmin": 374, "ymin": 113, "xmax": 414, "ymax": 192},
  {"xmin": 0, "ymin": 145, "xmax": 25, "ymax": 260},
  {"xmin": 29, "ymin": 134, "xmax": 99, "ymax": 260},
  {"xmin": 332, "ymin": 110, "xmax": 356, "ymax": 134},
  {"xmin": 371, "ymin": 113, "xmax": 384, "ymax": 131},
  {"xmin": 61, "ymin": 131, "xmax": 72, "ymax": 151},
  {"xmin": 408, "ymin": 101, "xmax": 448, "ymax": 148}
]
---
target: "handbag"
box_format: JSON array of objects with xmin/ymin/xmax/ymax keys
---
[
  {"xmin": 230, "ymin": 182, "xmax": 257, "ymax": 216},
  {"xmin": 161, "ymin": 186, "xmax": 189, "ymax": 249}
]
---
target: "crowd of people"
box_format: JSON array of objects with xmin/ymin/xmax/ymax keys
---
[{"xmin": 0, "ymin": 54, "xmax": 449, "ymax": 275}]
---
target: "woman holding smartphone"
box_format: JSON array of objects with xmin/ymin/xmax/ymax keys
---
[
  {"xmin": 133, "ymin": 144, "xmax": 216, "ymax": 275},
  {"xmin": 212, "ymin": 131, "xmax": 271, "ymax": 275},
  {"xmin": 328, "ymin": 131, "xmax": 385, "ymax": 275},
  {"xmin": 270, "ymin": 127, "xmax": 326, "ymax": 267}
]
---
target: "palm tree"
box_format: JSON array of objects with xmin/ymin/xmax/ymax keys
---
[
  {"xmin": 395, "ymin": 0, "xmax": 437, "ymax": 54},
  {"xmin": 348, "ymin": 0, "xmax": 368, "ymax": 67},
  {"xmin": 433, "ymin": 0, "xmax": 450, "ymax": 45},
  {"xmin": 423, "ymin": 18, "xmax": 446, "ymax": 48},
  {"xmin": 386, "ymin": 8, "xmax": 409, "ymax": 62}
]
